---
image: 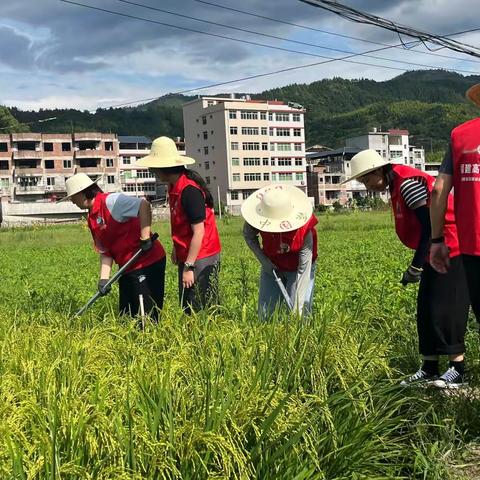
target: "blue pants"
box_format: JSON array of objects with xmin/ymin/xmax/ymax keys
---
[{"xmin": 258, "ymin": 263, "xmax": 316, "ymax": 320}]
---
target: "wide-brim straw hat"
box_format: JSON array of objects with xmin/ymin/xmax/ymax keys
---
[
  {"xmin": 466, "ymin": 83, "xmax": 480, "ymax": 107},
  {"xmin": 57, "ymin": 172, "xmax": 101, "ymax": 202},
  {"xmin": 136, "ymin": 136, "xmax": 195, "ymax": 168},
  {"xmin": 341, "ymin": 149, "xmax": 390, "ymax": 184},
  {"xmin": 241, "ymin": 184, "xmax": 313, "ymax": 233}
]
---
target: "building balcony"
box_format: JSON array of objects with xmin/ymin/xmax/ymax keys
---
[
  {"xmin": 15, "ymin": 185, "xmax": 45, "ymax": 194},
  {"xmin": 11, "ymin": 133, "xmax": 42, "ymax": 142},
  {"xmin": 13, "ymin": 150, "xmax": 43, "ymax": 160},
  {"xmin": 74, "ymin": 133, "xmax": 103, "ymax": 141},
  {"xmin": 75, "ymin": 150, "xmax": 103, "ymax": 159},
  {"xmin": 14, "ymin": 167, "xmax": 43, "ymax": 175},
  {"xmin": 75, "ymin": 166, "xmax": 102, "ymax": 174},
  {"xmin": 44, "ymin": 184, "xmax": 67, "ymax": 192}
]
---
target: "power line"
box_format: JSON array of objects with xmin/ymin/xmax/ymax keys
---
[
  {"xmin": 109, "ymin": 0, "xmax": 480, "ymax": 73},
  {"xmin": 0, "ymin": 117, "xmax": 57, "ymax": 131},
  {"xmin": 298, "ymin": 0, "xmax": 480, "ymax": 59},
  {"xmin": 189, "ymin": 0, "xmax": 480, "ymax": 65},
  {"xmin": 59, "ymin": 0, "xmax": 480, "ymax": 77}
]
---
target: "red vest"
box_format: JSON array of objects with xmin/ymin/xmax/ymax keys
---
[
  {"xmin": 168, "ymin": 174, "xmax": 221, "ymax": 262},
  {"xmin": 390, "ymin": 164, "xmax": 459, "ymax": 258},
  {"xmin": 87, "ymin": 193, "xmax": 166, "ymax": 272},
  {"xmin": 260, "ymin": 214, "xmax": 318, "ymax": 271},
  {"xmin": 451, "ymin": 117, "xmax": 480, "ymax": 255}
]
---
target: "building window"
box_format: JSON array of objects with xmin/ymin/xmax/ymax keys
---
[
  {"xmin": 270, "ymin": 159, "xmax": 276, "ymax": 166},
  {"xmin": 232, "ymin": 173, "xmax": 240, "ymax": 182},
  {"xmin": 203, "ymin": 131, "xmax": 208, "ymax": 140},
  {"xmin": 197, "ymin": 133, "xmax": 200, "ymax": 138},
  {"xmin": 230, "ymin": 127, "xmax": 237, "ymax": 135},
  {"xmin": 270, "ymin": 143, "xmax": 275, "ymax": 151},
  {"xmin": 296, "ymin": 173, "xmax": 304, "ymax": 181},
  {"xmin": 46, "ymin": 177, "xmax": 55, "ymax": 186},
  {"xmin": 276, "ymin": 128, "xmax": 290, "ymax": 136},
  {"xmin": 0, "ymin": 143, "xmax": 8, "ymax": 152},
  {"xmin": 294, "ymin": 144, "xmax": 302, "ymax": 151},
  {"xmin": 43, "ymin": 142, "xmax": 54, "ymax": 152},
  {"xmin": 207, "ymin": 100, "xmax": 214, "ymax": 106},
  {"xmin": 62, "ymin": 142, "xmax": 71, "ymax": 151},
  {"xmin": 262, "ymin": 158, "xmax": 269, "ymax": 166},
  {"xmin": 106, "ymin": 158, "xmax": 114, "ymax": 167},
  {"xmin": 230, "ymin": 191, "xmax": 239, "ymax": 200},
  {"xmin": 0, "ymin": 178, "xmax": 9, "ymax": 187},
  {"xmin": 211, "ymin": 130, "xmax": 214, "ymax": 135},
  {"xmin": 63, "ymin": 159, "xmax": 72, "ymax": 169},
  {"xmin": 261, "ymin": 142, "xmax": 268, "ymax": 151},
  {"xmin": 276, "ymin": 113, "xmax": 290, "ymax": 122},
  {"xmin": 295, "ymin": 158, "xmax": 303, "ymax": 166},
  {"xmin": 240, "ymin": 110, "xmax": 258, "ymax": 120},
  {"xmin": 260, "ymin": 112, "xmax": 267, "ymax": 120},
  {"xmin": 229, "ymin": 111, "xmax": 237, "ymax": 119},
  {"xmin": 293, "ymin": 128, "xmax": 302, "ymax": 137},
  {"xmin": 243, "ymin": 157, "xmax": 261, "ymax": 166},
  {"xmin": 244, "ymin": 173, "xmax": 262, "ymax": 181},
  {"xmin": 268, "ymin": 113, "xmax": 273, "ymax": 121},
  {"xmin": 122, "ymin": 156, "xmax": 131, "ymax": 165},
  {"xmin": 269, "ymin": 128, "xmax": 274, "ymax": 136},
  {"xmin": 277, "ymin": 143, "xmax": 291, "ymax": 152},
  {"xmin": 107, "ymin": 175, "xmax": 115, "ymax": 184},
  {"xmin": 204, "ymin": 146, "xmax": 209, "ymax": 155},
  {"xmin": 263, "ymin": 173, "xmax": 270, "ymax": 181},
  {"xmin": 278, "ymin": 172, "xmax": 293, "ymax": 181},
  {"xmin": 277, "ymin": 158, "xmax": 292, "ymax": 166},
  {"xmin": 242, "ymin": 142, "xmax": 260, "ymax": 151},
  {"xmin": 205, "ymin": 161, "xmax": 210, "ymax": 170},
  {"xmin": 242, "ymin": 127, "xmax": 259, "ymax": 135},
  {"xmin": 105, "ymin": 142, "xmax": 114, "ymax": 151},
  {"xmin": 292, "ymin": 113, "xmax": 301, "ymax": 122},
  {"xmin": 231, "ymin": 157, "xmax": 239, "ymax": 166},
  {"xmin": 231, "ymin": 142, "xmax": 239, "ymax": 150},
  {"xmin": 202, "ymin": 115, "xmax": 207, "ymax": 125},
  {"xmin": 45, "ymin": 160, "xmax": 55, "ymax": 169},
  {"xmin": 205, "ymin": 176, "xmax": 210, "ymax": 184},
  {"xmin": 261, "ymin": 127, "xmax": 267, "ymax": 135}
]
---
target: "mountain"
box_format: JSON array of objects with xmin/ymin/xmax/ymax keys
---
[
  {"xmin": 5, "ymin": 70, "xmax": 480, "ymax": 152},
  {"xmin": 0, "ymin": 106, "xmax": 29, "ymax": 133}
]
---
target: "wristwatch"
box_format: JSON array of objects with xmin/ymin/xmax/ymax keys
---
[{"xmin": 184, "ymin": 262, "xmax": 195, "ymax": 271}]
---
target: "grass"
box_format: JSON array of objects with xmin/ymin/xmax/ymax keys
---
[{"xmin": 0, "ymin": 211, "xmax": 479, "ymax": 479}]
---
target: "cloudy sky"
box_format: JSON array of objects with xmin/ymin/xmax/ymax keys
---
[{"xmin": 1, "ymin": 0, "xmax": 480, "ymax": 110}]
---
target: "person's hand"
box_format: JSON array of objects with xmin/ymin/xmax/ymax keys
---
[
  {"xmin": 182, "ymin": 269, "xmax": 195, "ymax": 289},
  {"xmin": 430, "ymin": 242, "xmax": 450, "ymax": 274},
  {"xmin": 97, "ymin": 278, "xmax": 111, "ymax": 296},
  {"xmin": 171, "ymin": 249, "xmax": 177, "ymax": 265},
  {"xmin": 140, "ymin": 236, "xmax": 153, "ymax": 252},
  {"xmin": 400, "ymin": 266, "xmax": 422, "ymax": 286}
]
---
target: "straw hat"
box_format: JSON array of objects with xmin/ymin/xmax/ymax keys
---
[
  {"xmin": 57, "ymin": 173, "xmax": 101, "ymax": 202},
  {"xmin": 466, "ymin": 83, "xmax": 480, "ymax": 107},
  {"xmin": 241, "ymin": 184, "xmax": 313, "ymax": 233},
  {"xmin": 136, "ymin": 136, "xmax": 195, "ymax": 168},
  {"xmin": 341, "ymin": 149, "xmax": 390, "ymax": 184}
]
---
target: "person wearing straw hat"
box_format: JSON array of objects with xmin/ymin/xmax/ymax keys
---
[
  {"xmin": 430, "ymin": 83, "xmax": 480, "ymax": 328},
  {"xmin": 241, "ymin": 184, "xmax": 318, "ymax": 319},
  {"xmin": 137, "ymin": 137, "xmax": 221, "ymax": 314},
  {"xmin": 61, "ymin": 173, "xmax": 166, "ymax": 322},
  {"xmin": 345, "ymin": 149, "xmax": 469, "ymax": 389}
]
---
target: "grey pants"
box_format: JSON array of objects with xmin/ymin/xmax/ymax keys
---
[{"xmin": 258, "ymin": 263, "xmax": 316, "ymax": 320}]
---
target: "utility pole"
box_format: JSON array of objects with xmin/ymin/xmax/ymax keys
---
[{"xmin": 217, "ymin": 184, "xmax": 222, "ymax": 219}]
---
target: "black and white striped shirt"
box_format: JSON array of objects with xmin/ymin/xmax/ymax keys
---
[{"xmin": 399, "ymin": 177, "xmax": 429, "ymax": 209}]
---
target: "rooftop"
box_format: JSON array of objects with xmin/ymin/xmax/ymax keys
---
[
  {"xmin": 118, "ymin": 136, "xmax": 152, "ymax": 144},
  {"xmin": 306, "ymin": 147, "xmax": 360, "ymax": 160}
]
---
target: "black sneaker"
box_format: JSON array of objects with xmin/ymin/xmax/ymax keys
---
[
  {"xmin": 433, "ymin": 367, "xmax": 467, "ymax": 389},
  {"xmin": 400, "ymin": 369, "xmax": 437, "ymax": 386}
]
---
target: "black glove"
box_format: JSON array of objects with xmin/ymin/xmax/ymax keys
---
[
  {"xmin": 97, "ymin": 279, "xmax": 111, "ymax": 296},
  {"xmin": 140, "ymin": 236, "xmax": 153, "ymax": 252},
  {"xmin": 400, "ymin": 266, "xmax": 423, "ymax": 286}
]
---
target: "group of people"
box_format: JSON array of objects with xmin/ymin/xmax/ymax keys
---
[{"xmin": 62, "ymin": 82, "xmax": 480, "ymax": 390}]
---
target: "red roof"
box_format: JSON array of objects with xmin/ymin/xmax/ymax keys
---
[{"xmin": 388, "ymin": 129, "xmax": 409, "ymax": 135}]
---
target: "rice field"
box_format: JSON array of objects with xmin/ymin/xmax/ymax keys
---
[{"xmin": 1, "ymin": 211, "xmax": 479, "ymax": 479}]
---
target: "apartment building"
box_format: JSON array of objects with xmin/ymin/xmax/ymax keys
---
[
  {"xmin": 0, "ymin": 132, "xmax": 120, "ymax": 202},
  {"xmin": 183, "ymin": 95, "xmax": 307, "ymax": 214}
]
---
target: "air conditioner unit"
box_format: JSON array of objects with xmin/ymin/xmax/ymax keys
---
[{"xmin": 301, "ymin": 181, "xmax": 305, "ymax": 186}]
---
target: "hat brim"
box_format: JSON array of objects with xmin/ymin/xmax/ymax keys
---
[
  {"xmin": 136, "ymin": 154, "xmax": 196, "ymax": 168},
  {"xmin": 56, "ymin": 176, "xmax": 101, "ymax": 203},
  {"xmin": 466, "ymin": 83, "xmax": 480, "ymax": 107},
  {"xmin": 340, "ymin": 162, "xmax": 389, "ymax": 185},
  {"xmin": 241, "ymin": 184, "xmax": 313, "ymax": 233}
]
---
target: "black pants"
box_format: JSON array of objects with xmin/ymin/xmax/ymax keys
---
[
  {"xmin": 416, "ymin": 256, "xmax": 469, "ymax": 355},
  {"xmin": 119, "ymin": 257, "xmax": 166, "ymax": 323},
  {"xmin": 178, "ymin": 261, "xmax": 220, "ymax": 314},
  {"xmin": 462, "ymin": 254, "xmax": 480, "ymax": 323}
]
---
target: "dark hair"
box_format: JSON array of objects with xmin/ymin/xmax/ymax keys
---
[
  {"xmin": 382, "ymin": 164, "xmax": 394, "ymax": 189},
  {"xmin": 158, "ymin": 166, "xmax": 214, "ymax": 208},
  {"xmin": 83, "ymin": 184, "xmax": 103, "ymax": 200}
]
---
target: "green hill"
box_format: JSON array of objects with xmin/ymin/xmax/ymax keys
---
[
  {"xmin": 5, "ymin": 70, "xmax": 480, "ymax": 150},
  {"xmin": 0, "ymin": 106, "xmax": 29, "ymax": 133}
]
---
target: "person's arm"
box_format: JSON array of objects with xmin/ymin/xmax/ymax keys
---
[
  {"xmin": 430, "ymin": 173, "xmax": 453, "ymax": 273},
  {"xmin": 138, "ymin": 199, "xmax": 152, "ymax": 241},
  {"xmin": 292, "ymin": 231, "xmax": 313, "ymax": 314},
  {"xmin": 97, "ymin": 253, "xmax": 114, "ymax": 295},
  {"xmin": 242, "ymin": 222, "xmax": 276, "ymax": 274}
]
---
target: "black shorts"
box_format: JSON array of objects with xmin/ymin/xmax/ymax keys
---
[
  {"xmin": 416, "ymin": 255, "xmax": 470, "ymax": 355},
  {"xmin": 462, "ymin": 254, "xmax": 480, "ymax": 323},
  {"xmin": 118, "ymin": 257, "xmax": 166, "ymax": 323}
]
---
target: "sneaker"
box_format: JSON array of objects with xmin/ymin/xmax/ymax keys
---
[
  {"xmin": 400, "ymin": 369, "xmax": 438, "ymax": 386},
  {"xmin": 432, "ymin": 367, "xmax": 467, "ymax": 389}
]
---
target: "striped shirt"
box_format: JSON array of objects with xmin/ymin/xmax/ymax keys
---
[{"xmin": 399, "ymin": 177, "xmax": 429, "ymax": 209}]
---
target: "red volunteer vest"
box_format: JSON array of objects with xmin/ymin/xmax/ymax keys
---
[
  {"xmin": 87, "ymin": 193, "xmax": 166, "ymax": 272},
  {"xmin": 390, "ymin": 164, "xmax": 459, "ymax": 258},
  {"xmin": 451, "ymin": 117, "xmax": 480, "ymax": 256},
  {"xmin": 168, "ymin": 174, "xmax": 221, "ymax": 263},
  {"xmin": 260, "ymin": 214, "xmax": 318, "ymax": 272}
]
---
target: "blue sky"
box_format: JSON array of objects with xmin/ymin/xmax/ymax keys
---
[{"xmin": 1, "ymin": 0, "xmax": 479, "ymax": 110}]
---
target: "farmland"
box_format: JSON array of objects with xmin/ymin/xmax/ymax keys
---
[{"xmin": 0, "ymin": 211, "xmax": 479, "ymax": 479}]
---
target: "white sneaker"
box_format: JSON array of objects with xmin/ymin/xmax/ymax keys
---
[
  {"xmin": 400, "ymin": 369, "xmax": 437, "ymax": 386},
  {"xmin": 433, "ymin": 367, "xmax": 467, "ymax": 389}
]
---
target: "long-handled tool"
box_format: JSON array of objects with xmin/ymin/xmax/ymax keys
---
[
  {"xmin": 272, "ymin": 269, "xmax": 294, "ymax": 311},
  {"xmin": 74, "ymin": 233, "xmax": 159, "ymax": 317}
]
